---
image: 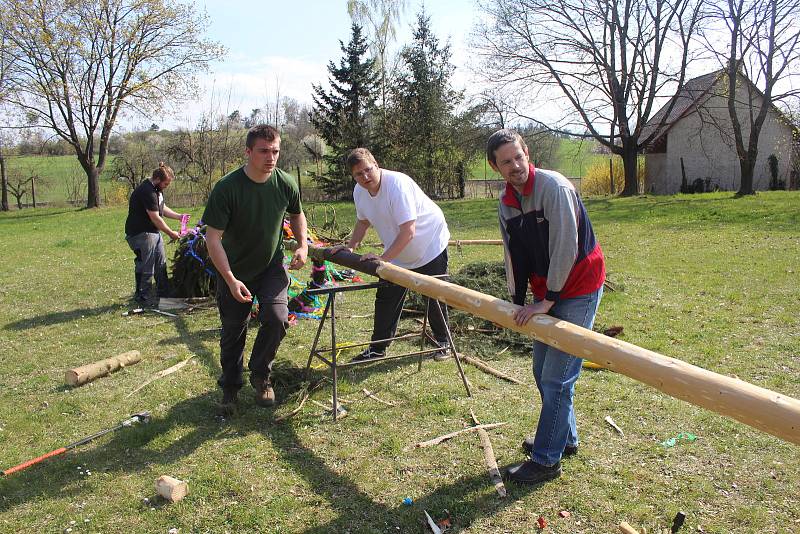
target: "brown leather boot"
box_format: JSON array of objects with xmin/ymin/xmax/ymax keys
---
[{"xmin": 251, "ymin": 375, "xmax": 275, "ymax": 407}]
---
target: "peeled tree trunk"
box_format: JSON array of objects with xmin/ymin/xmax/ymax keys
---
[{"xmin": 296, "ymin": 244, "xmax": 800, "ymax": 446}]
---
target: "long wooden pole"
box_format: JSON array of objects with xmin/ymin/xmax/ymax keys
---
[{"xmin": 299, "ymin": 244, "xmax": 800, "ymax": 445}]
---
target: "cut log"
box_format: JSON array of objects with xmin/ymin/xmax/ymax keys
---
[
  {"xmin": 460, "ymin": 354, "xmax": 524, "ymax": 385},
  {"xmin": 65, "ymin": 350, "xmax": 142, "ymax": 387},
  {"xmin": 155, "ymin": 475, "xmax": 188, "ymax": 502},
  {"xmin": 293, "ymin": 244, "xmax": 800, "ymax": 446},
  {"xmin": 405, "ymin": 422, "xmax": 507, "ymax": 450},
  {"xmin": 470, "ymin": 410, "xmax": 506, "ymax": 497}
]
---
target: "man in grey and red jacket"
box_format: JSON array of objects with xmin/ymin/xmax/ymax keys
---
[{"xmin": 489, "ymin": 128, "xmax": 605, "ymax": 485}]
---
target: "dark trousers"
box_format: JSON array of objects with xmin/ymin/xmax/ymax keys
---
[
  {"xmin": 126, "ymin": 232, "xmax": 169, "ymax": 300},
  {"xmin": 216, "ymin": 261, "xmax": 290, "ymax": 392},
  {"xmin": 370, "ymin": 248, "xmax": 449, "ymax": 352}
]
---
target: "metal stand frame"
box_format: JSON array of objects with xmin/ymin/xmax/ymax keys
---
[{"xmin": 303, "ymin": 278, "xmax": 472, "ymax": 420}]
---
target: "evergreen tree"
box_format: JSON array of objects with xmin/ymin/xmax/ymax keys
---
[
  {"xmin": 387, "ymin": 10, "xmax": 477, "ymax": 198},
  {"xmin": 311, "ymin": 23, "xmax": 380, "ymax": 199}
]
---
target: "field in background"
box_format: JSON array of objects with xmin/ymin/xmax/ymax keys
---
[
  {"xmin": 1, "ymin": 192, "xmax": 798, "ymax": 532},
  {"xmin": 4, "ymin": 138, "xmax": 612, "ymax": 207}
]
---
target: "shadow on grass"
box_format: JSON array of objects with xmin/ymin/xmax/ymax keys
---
[
  {"xmin": 0, "ymin": 366, "xmax": 537, "ymax": 532},
  {"xmin": 168, "ymin": 315, "xmax": 219, "ymax": 377},
  {"xmin": 0, "ymin": 391, "xmax": 225, "ymax": 515},
  {"xmin": 262, "ymin": 422, "xmax": 533, "ymax": 534},
  {"xmin": 3, "ymin": 304, "xmax": 123, "ymax": 330},
  {"xmin": 0, "ymin": 208, "xmax": 78, "ymax": 222}
]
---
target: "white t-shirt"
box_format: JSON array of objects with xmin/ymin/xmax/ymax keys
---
[{"xmin": 353, "ymin": 169, "xmax": 450, "ymax": 269}]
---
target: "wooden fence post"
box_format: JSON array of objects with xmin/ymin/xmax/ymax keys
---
[
  {"xmin": 296, "ymin": 165, "xmax": 302, "ymax": 202},
  {"xmin": 609, "ymin": 158, "xmax": 614, "ymax": 195}
]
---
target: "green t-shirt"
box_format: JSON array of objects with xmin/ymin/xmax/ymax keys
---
[{"xmin": 202, "ymin": 167, "xmax": 302, "ymax": 281}]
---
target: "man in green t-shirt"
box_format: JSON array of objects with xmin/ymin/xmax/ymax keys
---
[{"xmin": 203, "ymin": 124, "xmax": 308, "ymax": 415}]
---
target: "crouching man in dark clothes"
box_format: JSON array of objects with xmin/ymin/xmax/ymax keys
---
[
  {"xmin": 203, "ymin": 125, "xmax": 308, "ymax": 415},
  {"xmin": 488, "ymin": 129, "xmax": 605, "ymax": 485}
]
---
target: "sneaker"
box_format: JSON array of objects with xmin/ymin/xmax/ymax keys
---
[
  {"xmin": 250, "ymin": 375, "xmax": 275, "ymax": 407},
  {"xmin": 505, "ymin": 460, "xmax": 562, "ymax": 485},
  {"xmin": 351, "ymin": 348, "xmax": 385, "ymax": 362},
  {"xmin": 217, "ymin": 389, "xmax": 239, "ymax": 417},
  {"xmin": 433, "ymin": 341, "xmax": 450, "ymax": 362},
  {"xmin": 522, "ymin": 437, "xmax": 578, "ymax": 458}
]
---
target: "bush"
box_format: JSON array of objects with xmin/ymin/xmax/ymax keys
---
[
  {"xmin": 581, "ymin": 156, "xmax": 644, "ymax": 195},
  {"xmin": 103, "ymin": 182, "xmax": 129, "ymax": 206}
]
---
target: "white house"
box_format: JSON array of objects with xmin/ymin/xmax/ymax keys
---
[{"xmin": 642, "ymin": 70, "xmax": 798, "ymax": 194}]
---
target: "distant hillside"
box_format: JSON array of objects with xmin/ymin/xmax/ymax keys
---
[
  {"xmin": 467, "ymin": 137, "xmax": 608, "ymax": 181},
  {"xmin": 4, "ymin": 155, "xmax": 118, "ymax": 205},
  {"xmin": 552, "ymin": 138, "xmax": 608, "ymax": 177}
]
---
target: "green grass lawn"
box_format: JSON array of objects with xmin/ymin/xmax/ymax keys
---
[
  {"xmin": 0, "ymin": 192, "xmax": 798, "ymax": 533},
  {"xmin": 466, "ymin": 137, "xmax": 608, "ymax": 181},
  {"xmin": 4, "ymin": 155, "xmax": 120, "ymax": 205}
]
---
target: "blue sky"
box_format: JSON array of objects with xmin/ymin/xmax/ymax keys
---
[{"xmin": 148, "ymin": 0, "xmax": 481, "ymax": 130}]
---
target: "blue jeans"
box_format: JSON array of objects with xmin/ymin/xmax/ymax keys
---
[{"xmin": 530, "ymin": 287, "xmax": 603, "ymax": 466}]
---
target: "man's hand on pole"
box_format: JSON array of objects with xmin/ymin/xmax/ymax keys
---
[{"xmin": 513, "ymin": 300, "xmax": 554, "ymax": 326}]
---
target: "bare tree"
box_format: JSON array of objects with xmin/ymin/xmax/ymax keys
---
[
  {"xmin": 347, "ymin": 0, "xmax": 409, "ymax": 115},
  {"xmin": 1, "ymin": 0, "xmax": 224, "ymax": 208},
  {"xmin": 112, "ymin": 133, "xmax": 166, "ymax": 193},
  {"xmin": 476, "ymin": 0, "xmax": 704, "ymax": 196},
  {"xmin": 703, "ymin": 0, "xmax": 800, "ymax": 195},
  {"xmin": 167, "ymin": 98, "xmax": 245, "ymax": 203},
  {"xmin": 0, "ymin": 18, "xmax": 17, "ymax": 211},
  {"xmin": 5, "ymin": 162, "xmax": 45, "ymax": 209}
]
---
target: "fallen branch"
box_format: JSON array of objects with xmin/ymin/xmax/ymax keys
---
[
  {"xmin": 405, "ymin": 422, "xmax": 507, "ymax": 450},
  {"xmin": 362, "ymin": 388, "xmax": 396, "ymax": 407},
  {"xmin": 449, "ymin": 239, "xmax": 503, "ymax": 246},
  {"xmin": 66, "ymin": 350, "xmax": 142, "ymax": 387},
  {"xmin": 460, "ymin": 354, "xmax": 524, "ymax": 385},
  {"xmin": 470, "ymin": 410, "xmax": 506, "ymax": 498},
  {"xmin": 126, "ymin": 356, "xmax": 193, "ymax": 397},
  {"xmin": 310, "ymin": 399, "xmax": 348, "ymax": 418},
  {"xmin": 604, "ymin": 415, "xmax": 624, "ymax": 436},
  {"xmin": 274, "ymin": 380, "xmax": 323, "ymax": 422}
]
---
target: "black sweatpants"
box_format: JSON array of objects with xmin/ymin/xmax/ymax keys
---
[
  {"xmin": 216, "ymin": 261, "xmax": 290, "ymax": 392},
  {"xmin": 370, "ymin": 248, "xmax": 449, "ymax": 352}
]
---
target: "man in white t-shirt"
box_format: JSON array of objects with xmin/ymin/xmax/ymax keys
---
[{"xmin": 331, "ymin": 148, "xmax": 451, "ymax": 362}]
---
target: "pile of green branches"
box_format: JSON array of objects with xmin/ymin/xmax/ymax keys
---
[{"xmin": 169, "ymin": 226, "xmax": 217, "ymax": 298}]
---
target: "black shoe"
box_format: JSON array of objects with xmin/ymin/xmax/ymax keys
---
[
  {"xmin": 522, "ymin": 437, "xmax": 578, "ymax": 458},
  {"xmin": 432, "ymin": 341, "xmax": 450, "ymax": 362},
  {"xmin": 217, "ymin": 389, "xmax": 239, "ymax": 417},
  {"xmin": 351, "ymin": 348, "xmax": 385, "ymax": 362},
  {"xmin": 505, "ymin": 460, "xmax": 562, "ymax": 485}
]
